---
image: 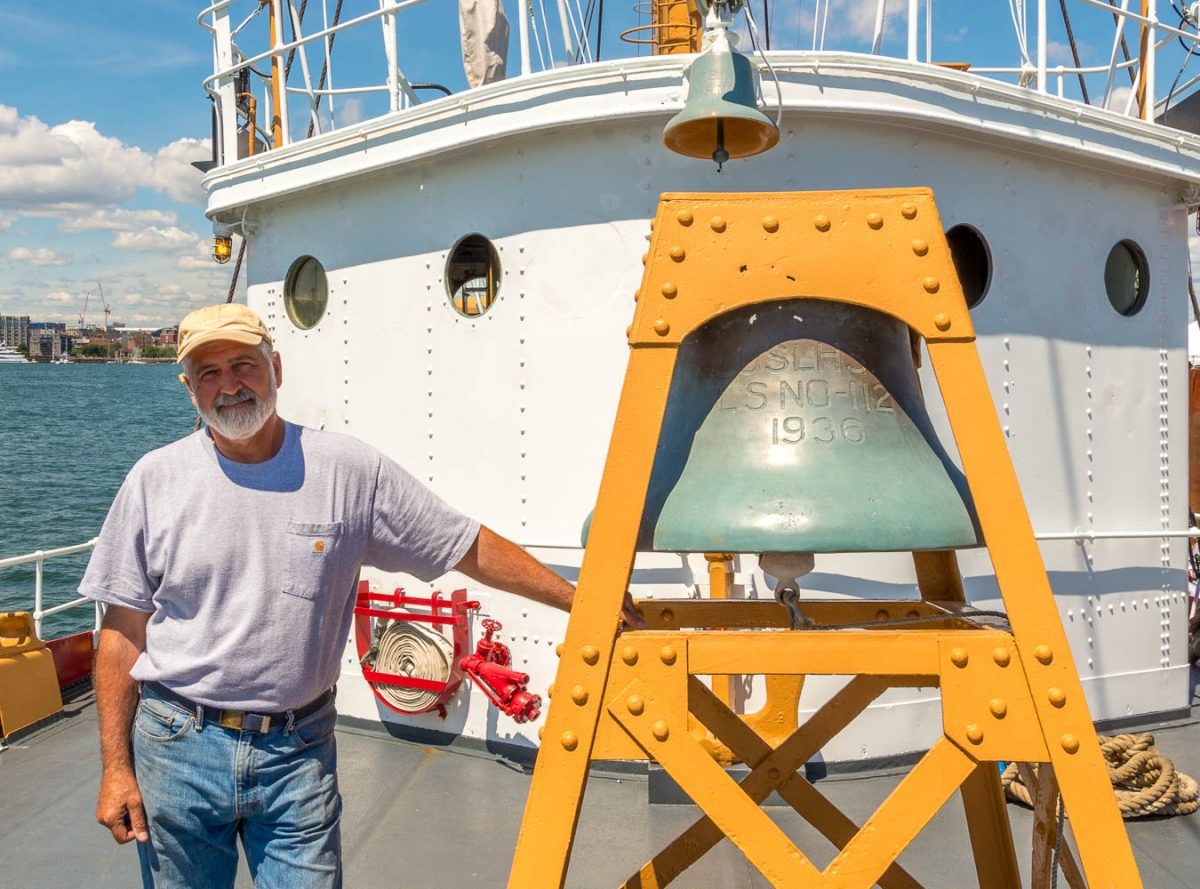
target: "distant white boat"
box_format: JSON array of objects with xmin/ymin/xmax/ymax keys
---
[
  {"xmin": 53, "ymin": 353, "xmax": 74, "ymax": 365},
  {"xmin": 0, "ymin": 345, "xmax": 30, "ymax": 364}
]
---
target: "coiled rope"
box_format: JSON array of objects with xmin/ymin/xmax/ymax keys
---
[
  {"xmin": 1002, "ymin": 733, "xmax": 1199, "ymax": 818},
  {"xmin": 369, "ymin": 619, "xmax": 455, "ymax": 713}
]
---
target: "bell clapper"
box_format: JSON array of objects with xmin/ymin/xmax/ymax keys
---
[
  {"xmin": 760, "ymin": 552, "xmax": 816, "ymax": 630},
  {"xmin": 713, "ymin": 119, "xmax": 728, "ymax": 171}
]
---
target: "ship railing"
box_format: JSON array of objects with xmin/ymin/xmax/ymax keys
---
[
  {"xmin": 197, "ymin": 2, "xmax": 1200, "ymax": 165},
  {"xmin": 0, "ymin": 539, "xmax": 101, "ymax": 640}
]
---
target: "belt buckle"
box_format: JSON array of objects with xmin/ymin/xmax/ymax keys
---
[
  {"xmin": 218, "ymin": 710, "xmax": 271, "ymax": 732},
  {"xmin": 218, "ymin": 710, "xmax": 245, "ymax": 731}
]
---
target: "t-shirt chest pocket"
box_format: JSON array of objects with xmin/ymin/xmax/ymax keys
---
[{"xmin": 283, "ymin": 521, "xmax": 345, "ymax": 601}]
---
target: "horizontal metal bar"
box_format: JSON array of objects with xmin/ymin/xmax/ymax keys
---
[
  {"xmin": 682, "ymin": 629, "xmax": 992, "ymax": 676},
  {"xmin": 0, "ymin": 538, "xmax": 97, "ymax": 570},
  {"xmin": 1034, "ymin": 528, "xmax": 1200, "ymax": 541},
  {"xmin": 40, "ymin": 596, "xmax": 93, "ymax": 619},
  {"xmin": 203, "ymin": 0, "xmax": 430, "ymax": 92},
  {"xmin": 283, "ymin": 84, "xmax": 389, "ymax": 96},
  {"xmin": 1073, "ymin": 0, "xmax": 1198, "ymax": 43}
]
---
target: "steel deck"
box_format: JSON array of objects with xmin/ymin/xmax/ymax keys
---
[{"xmin": 4, "ymin": 678, "xmax": 1198, "ymax": 888}]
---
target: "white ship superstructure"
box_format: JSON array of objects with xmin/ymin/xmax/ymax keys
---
[{"xmin": 194, "ymin": 0, "xmax": 1200, "ymax": 764}]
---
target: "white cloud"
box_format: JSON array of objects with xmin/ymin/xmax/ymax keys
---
[
  {"xmin": 152, "ymin": 137, "xmax": 210, "ymax": 205},
  {"xmin": 0, "ymin": 213, "xmax": 12, "ymax": 233},
  {"xmin": 0, "ymin": 107, "xmax": 210, "ymax": 213},
  {"xmin": 839, "ymin": 0, "xmax": 907, "ymax": 43},
  {"xmin": 0, "ymin": 106, "xmax": 153, "ymax": 210},
  {"xmin": 781, "ymin": 0, "xmax": 906, "ymax": 46},
  {"xmin": 59, "ymin": 207, "xmax": 178, "ymax": 233},
  {"xmin": 339, "ymin": 98, "xmax": 367, "ymax": 127},
  {"xmin": 177, "ymin": 254, "xmax": 218, "ymax": 271},
  {"xmin": 6, "ymin": 246, "xmax": 69, "ymax": 266},
  {"xmin": 112, "ymin": 226, "xmax": 203, "ymax": 254},
  {"xmin": 43, "ymin": 290, "xmax": 75, "ymax": 305},
  {"xmin": 1107, "ymin": 86, "xmax": 1135, "ymax": 114}
]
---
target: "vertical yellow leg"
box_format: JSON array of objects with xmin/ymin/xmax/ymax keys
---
[
  {"xmin": 704, "ymin": 553, "xmax": 735, "ymax": 707},
  {"xmin": 960, "ymin": 764, "xmax": 1022, "ymax": 889},
  {"xmin": 912, "ymin": 550, "xmax": 966, "ymax": 604},
  {"xmin": 507, "ymin": 347, "xmax": 678, "ymax": 889},
  {"xmin": 929, "ymin": 342, "xmax": 1142, "ymax": 888},
  {"xmin": 913, "ymin": 551, "xmax": 1021, "ymax": 887}
]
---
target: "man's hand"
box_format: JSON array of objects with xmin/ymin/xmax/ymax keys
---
[
  {"xmin": 94, "ymin": 605, "xmax": 151, "ymax": 845},
  {"xmin": 96, "ymin": 767, "xmax": 149, "ymax": 844}
]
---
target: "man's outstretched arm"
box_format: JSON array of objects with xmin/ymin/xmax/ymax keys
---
[
  {"xmin": 94, "ymin": 604, "xmax": 152, "ymax": 844},
  {"xmin": 453, "ymin": 525, "xmax": 642, "ymax": 627}
]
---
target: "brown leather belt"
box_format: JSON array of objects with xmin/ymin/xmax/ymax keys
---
[{"xmin": 143, "ymin": 681, "xmax": 334, "ymax": 733}]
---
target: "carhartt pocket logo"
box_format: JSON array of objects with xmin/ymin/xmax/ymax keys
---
[{"xmin": 314, "ymin": 540, "xmax": 325, "ymax": 553}]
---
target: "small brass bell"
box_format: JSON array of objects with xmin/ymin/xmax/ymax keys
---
[{"xmin": 662, "ymin": 7, "xmax": 779, "ymax": 169}]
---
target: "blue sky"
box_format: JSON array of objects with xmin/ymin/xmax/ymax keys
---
[{"xmin": 0, "ymin": 1, "xmax": 1196, "ymax": 327}]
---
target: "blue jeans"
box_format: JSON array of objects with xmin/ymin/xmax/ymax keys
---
[{"xmin": 133, "ymin": 686, "xmax": 342, "ymax": 888}]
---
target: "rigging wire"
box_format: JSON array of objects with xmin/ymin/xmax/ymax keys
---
[
  {"xmin": 743, "ymin": 2, "xmax": 783, "ymax": 126},
  {"xmin": 1104, "ymin": 0, "xmax": 1139, "ymax": 85},
  {"xmin": 596, "ymin": 0, "xmax": 604, "ymax": 60},
  {"xmin": 1058, "ymin": 0, "xmax": 1092, "ymax": 104},
  {"xmin": 1162, "ymin": 6, "xmax": 1200, "ymax": 114}
]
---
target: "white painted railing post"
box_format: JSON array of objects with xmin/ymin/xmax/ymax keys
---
[
  {"xmin": 33, "ymin": 552, "xmax": 44, "ymax": 639},
  {"xmin": 1037, "ymin": 0, "xmax": 1048, "ymax": 92},
  {"xmin": 272, "ymin": 0, "xmax": 292, "ymax": 145},
  {"xmin": 907, "ymin": 0, "xmax": 919, "ymax": 61},
  {"xmin": 1145, "ymin": 0, "xmax": 1157, "ymax": 119},
  {"xmin": 212, "ymin": 4, "xmax": 238, "ymax": 164},
  {"xmin": 519, "ymin": 0, "xmax": 532, "ymax": 75},
  {"xmin": 381, "ymin": 0, "xmax": 400, "ymax": 111}
]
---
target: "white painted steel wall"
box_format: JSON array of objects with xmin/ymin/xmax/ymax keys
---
[{"xmin": 229, "ymin": 71, "xmax": 1195, "ymax": 760}]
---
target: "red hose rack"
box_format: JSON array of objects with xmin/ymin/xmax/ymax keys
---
[{"xmin": 353, "ymin": 580, "xmax": 479, "ymax": 718}]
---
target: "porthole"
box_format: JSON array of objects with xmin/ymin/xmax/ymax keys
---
[
  {"xmin": 945, "ymin": 224, "xmax": 991, "ymax": 309},
  {"xmin": 1104, "ymin": 240, "xmax": 1149, "ymax": 316},
  {"xmin": 445, "ymin": 234, "xmax": 501, "ymax": 318},
  {"xmin": 284, "ymin": 255, "xmax": 328, "ymax": 329}
]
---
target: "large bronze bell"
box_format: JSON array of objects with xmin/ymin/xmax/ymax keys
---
[{"xmin": 634, "ymin": 300, "xmax": 982, "ymax": 553}]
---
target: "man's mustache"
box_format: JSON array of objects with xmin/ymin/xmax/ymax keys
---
[{"xmin": 213, "ymin": 390, "xmax": 259, "ymax": 409}]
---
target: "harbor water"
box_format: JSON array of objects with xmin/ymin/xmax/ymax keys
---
[{"xmin": 0, "ymin": 363, "xmax": 196, "ymax": 638}]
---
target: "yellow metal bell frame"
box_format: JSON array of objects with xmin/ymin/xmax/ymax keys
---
[{"xmin": 507, "ymin": 189, "xmax": 1143, "ymax": 888}]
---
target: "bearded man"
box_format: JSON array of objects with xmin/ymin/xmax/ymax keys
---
[{"xmin": 81, "ymin": 304, "xmax": 633, "ymax": 888}]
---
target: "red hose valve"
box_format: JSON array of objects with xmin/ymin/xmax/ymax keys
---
[{"xmin": 460, "ymin": 618, "xmax": 543, "ymax": 723}]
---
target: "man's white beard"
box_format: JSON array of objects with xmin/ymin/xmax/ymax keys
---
[{"xmin": 200, "ymin": 375, "xmax": 277, "ymax": 441}]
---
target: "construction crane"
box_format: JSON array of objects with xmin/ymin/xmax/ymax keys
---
[
  {"xmin": 77, "ymin": 290, "xmax": 90, "ymax": 330},
  {"xmin": 97, "ymin": 283, "xmax": 111, "ymax": 331}
]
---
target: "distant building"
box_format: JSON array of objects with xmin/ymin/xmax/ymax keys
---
[
  {"xmin": 155, "ymin": 327, "xmax": 178, "ymax": 346},
  {"xmin": 128, "ymin": 331, "xmax": 154, "ymax": 353},
  {"xmin": 0, "ymin": 314, "xmax": 29, "ymax": 349},
  {"xmin": 28, "ymin": 330, "xmax": 62, "ymax": 361}
]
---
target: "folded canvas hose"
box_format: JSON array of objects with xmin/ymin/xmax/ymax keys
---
[
  {"xmin": 1002, "ymin": 733, "xmax": 1199, "ymax": 818},
  {"xmin": 369, "ymin": 619, "xmax": 455, "ymax": 713}
]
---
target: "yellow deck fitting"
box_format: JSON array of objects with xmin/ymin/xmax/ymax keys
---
[
  {"xmin": 507, "ymin": 190, "xmax": 1143, "ymax": 888},
  {"xmin": 0, "ymin": 612, "xmax": 64, "ymax": 740}
]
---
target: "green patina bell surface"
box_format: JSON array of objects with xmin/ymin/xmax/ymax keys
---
[
  {"xmin": 632, "ymin": 300, "xmax": 982, "ymax": 553},
  {"xmin": 662, "ymin": 41, "xmax": 780, "ymax": 161}
]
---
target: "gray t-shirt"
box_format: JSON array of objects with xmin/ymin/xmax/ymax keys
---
[{"xmin": 80, "ymin": 421, "xmax": 480, "ymax": 711}]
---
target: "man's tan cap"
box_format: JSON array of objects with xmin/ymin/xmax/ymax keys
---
[{"xmin": 177, "ymin": 303, "xmax": 272, "ymax": 363}]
